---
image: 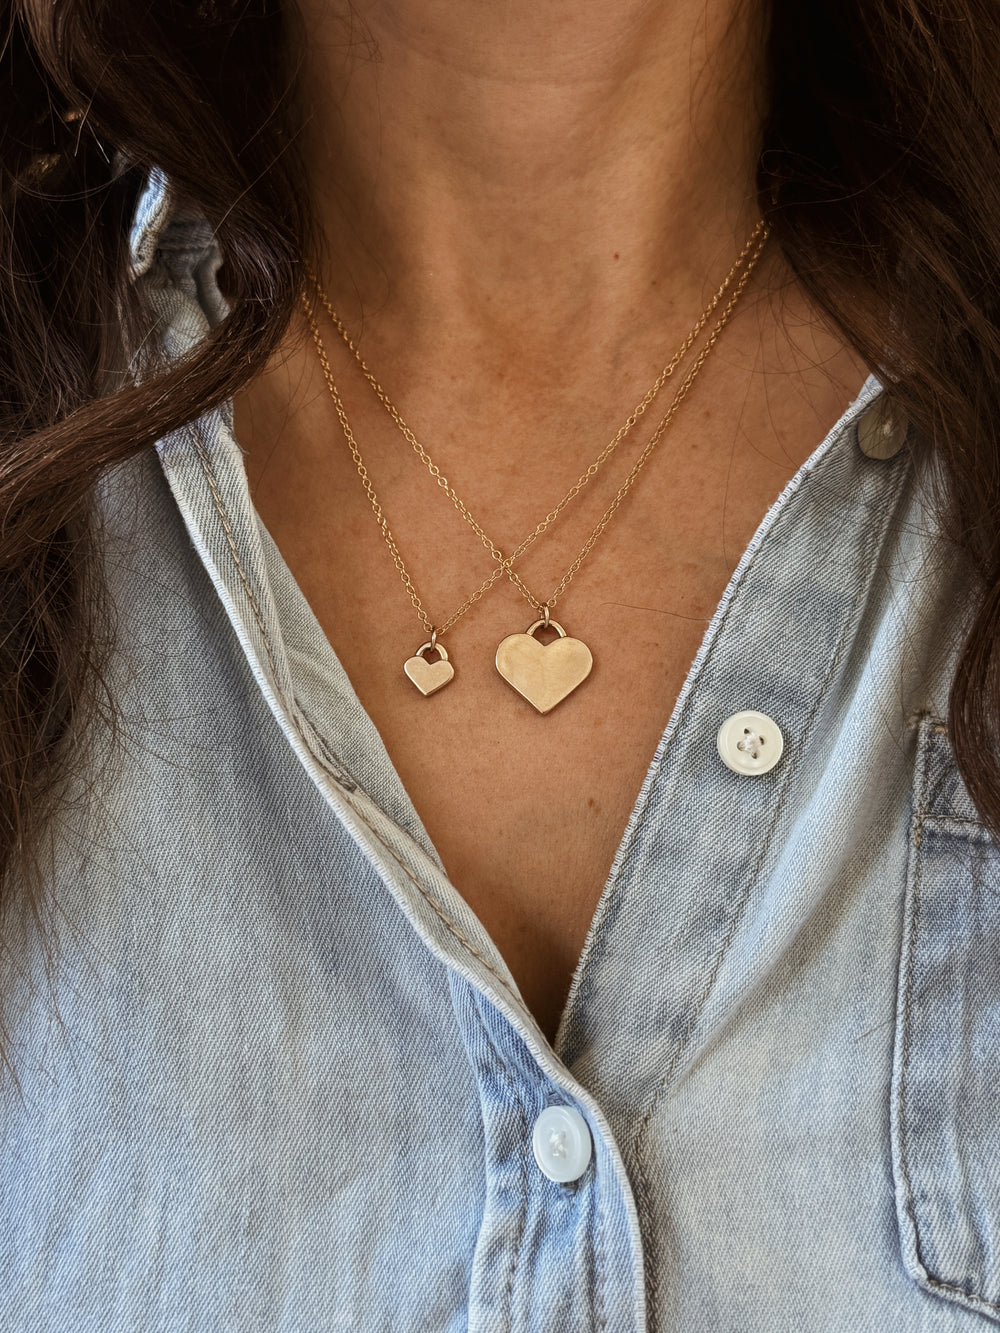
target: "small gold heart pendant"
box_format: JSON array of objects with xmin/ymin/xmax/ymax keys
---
[
  {"xmin": 495, "ymin": 618, "xmax": 593, "ymax": 713},
  {"xmin": 403, "ymin": 639, "xmax": 455, "ymax": 697}
]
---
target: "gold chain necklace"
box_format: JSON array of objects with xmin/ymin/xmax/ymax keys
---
[
  {"xmin": 303, "ymin": 224, "xmax": 768, "ymax": 711},
  {"xmin": 304, "ymin": 219, "xmax": 764, "ymax": 618}
]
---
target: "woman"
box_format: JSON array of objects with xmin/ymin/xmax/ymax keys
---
[{"xmin": 3, "ymin": 0, "xmax": 999, "ymax": 1327}]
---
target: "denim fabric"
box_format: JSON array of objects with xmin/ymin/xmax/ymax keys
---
[{"xmin": 1, "ymin": 170, "xmax": 998, "ymax": 1331}]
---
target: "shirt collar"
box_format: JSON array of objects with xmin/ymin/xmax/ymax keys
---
[{"xmin": 128, "ymin": 167, "xmax": 174, "ymax": 278}]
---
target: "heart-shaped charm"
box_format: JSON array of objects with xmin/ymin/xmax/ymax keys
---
[
  {"xmin": 404, "ymin": 640, "xmax": 455, "ymax": 696},
  {"xmin": 495, "ymin": 618, "xmax": 593, "ymax": 713}
]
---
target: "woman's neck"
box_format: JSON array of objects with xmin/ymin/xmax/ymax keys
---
[{"xmin": 295, "ymin": 0, "xmax": 769, "ymax": 355}]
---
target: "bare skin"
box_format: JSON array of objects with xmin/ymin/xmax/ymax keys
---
[{"xmin": 234, "ymin": 0, "xmax": 869, "ymax": 1042}]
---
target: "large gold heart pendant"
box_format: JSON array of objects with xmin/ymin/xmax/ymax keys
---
[
  {"xmin": 495, "ymin": 618, "xmax": 593, "ymax": 714},
  {"xmin": 404, "ymin": 639, "xmax": 455, "ymax": 697}
]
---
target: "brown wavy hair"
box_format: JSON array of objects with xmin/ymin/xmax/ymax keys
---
[{"xmin": 2, "ymin": 0, "xmax": 1000, "ymax": 1004}]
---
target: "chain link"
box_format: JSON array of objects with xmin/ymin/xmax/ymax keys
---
[{"xmin": 303, "ymin": 222, "xmax": 768, "ymax": 636}]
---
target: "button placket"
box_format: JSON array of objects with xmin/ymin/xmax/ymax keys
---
[
  {"xmin": 447, "ymin": 976, "xmax": 644, "ymax": 1332},
  {"xmin": 559, "ymin": 380, "xmax": 914, "ymax": 1107}
]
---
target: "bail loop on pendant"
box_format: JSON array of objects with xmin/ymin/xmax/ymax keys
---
[
  {"xmin": 540, "ymin": 604, "xmax": 551, "ymax": 630},
  {"xmin": 523, "ymin": 616, "xmax": 567, "ymax": 641},
  {"xmin": 414, "ymin": 635, "xmax": 448, "ymax": 663}
]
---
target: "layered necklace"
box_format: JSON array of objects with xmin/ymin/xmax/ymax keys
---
[{"xmin": 301, "ymin": 221, "xmax": 767, "ymax": 713}]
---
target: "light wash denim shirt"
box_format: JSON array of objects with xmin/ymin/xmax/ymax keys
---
[{"xmin": 2, "ymin": 169, "xmax": 998, "ymax": 1333}]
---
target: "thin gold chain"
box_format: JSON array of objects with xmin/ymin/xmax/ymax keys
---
[
  {"xmin": 546, "ymin": 229, "xmax": 768, "ymax": 608},
  {"xmin": 303, "ymin": 223, "xmax": 767, "ymax": 636},
  {"xmin": 305, "ymin": 218, "xmax": 764, "ymax": 599}
]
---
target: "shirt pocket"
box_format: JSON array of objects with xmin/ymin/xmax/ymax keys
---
[{"xmin": 892, "ymin": 712, "xmax": 1000, "ymax": 1323}]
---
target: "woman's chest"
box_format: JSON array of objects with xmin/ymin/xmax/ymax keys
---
[
  {"xmin": 237, "ymin": 370, "xmax": 861, "ymax": 1036},
  {"xmin": 246, "ymin": 450, "xmax": 795, "ymax": 1039}
]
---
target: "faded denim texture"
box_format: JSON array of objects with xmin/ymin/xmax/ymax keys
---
[{"xmin": 2, "ymin": 171, "xmax": 999, "ymax": 1331}]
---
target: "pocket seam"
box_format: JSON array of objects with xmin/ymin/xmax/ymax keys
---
[{"xmin": 892, "ymin": 713, "xmax": 1000, "ymax": 1320}]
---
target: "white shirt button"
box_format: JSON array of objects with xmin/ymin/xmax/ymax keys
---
[
  {"xmin": 531, "ymin": 1105, "xmax": 592, "ymax": 1183},
  {"xmin": 857, "ymin": 397, "xmax": 907, "ymax": 459},
  {"xmin": 717, "ymin": 709, "xmax": 784, "ymax": 775}
]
